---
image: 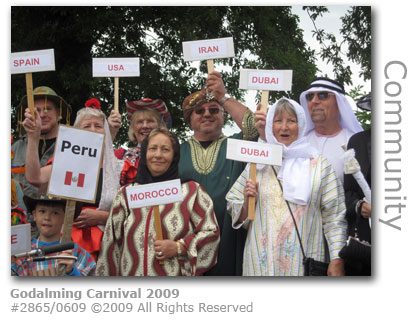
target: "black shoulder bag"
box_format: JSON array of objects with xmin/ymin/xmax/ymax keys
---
[{"xmin": 271, "ymin": 166, "xmax": 329, "ymax": 276}]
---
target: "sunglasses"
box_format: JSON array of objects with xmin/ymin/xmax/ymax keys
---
[
  {"xmin": 194, "ymin": 107, "xmax": 223, "ymax": 115},
  {"xmin": 305, "ymin": 92, "xmax": 335, "ymax": 101}
]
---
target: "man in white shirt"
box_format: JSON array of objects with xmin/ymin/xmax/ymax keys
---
[{"xmin": 299, "ymin": 77, "xmax": 363, "ymax": 182}]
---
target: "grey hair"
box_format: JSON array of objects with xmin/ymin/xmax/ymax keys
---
[
  {"xmin": 73, "ymin": 107, "xmax": 105, "ymax": 128},
  {"xmin": 274, "ymin": 99, "xmax": 297, "ymax": 120}
]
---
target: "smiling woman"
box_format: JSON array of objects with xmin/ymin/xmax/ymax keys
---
[
  {"xmin": 146, "ymin": 132, "xmax": 174, "ymax": 177},
  {"xmin": 226, "ymin": 98, "xmax": 348, "ymax": 276},
  {"xmin": 97, "ymin": 128, "xmax": 220, "ymax": 276},
  {"xmin": 23, "ymin": 101, "xmax": 122, "ymax": 261},
  {"xmin": 114, "ymin": 98, "xmax": 172, "ymax": 186}
]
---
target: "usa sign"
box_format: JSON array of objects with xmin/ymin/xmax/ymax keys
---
[
  {"xmin": 48, "ymin": 125, "xmax": 104, "ymax": 203},
  {"xmin": 92, "ymin": 57, "xmax": 140, "ymax": 77}
]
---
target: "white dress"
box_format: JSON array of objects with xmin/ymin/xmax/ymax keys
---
[{"xmin": 226, "ymin": 157, "xmax": 347, "ymax": 276}]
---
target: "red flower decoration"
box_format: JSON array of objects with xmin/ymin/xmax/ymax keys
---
[{"xmin": 85, "ymin": 98, "xmax": 101, "ymax": 109}]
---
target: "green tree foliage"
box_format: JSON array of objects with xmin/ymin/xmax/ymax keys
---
[
  {"xmin": 11, "ymin": 6, "xmax": 318, "ymax": 147},
  {"xmin": 303, "ymin": 6, "xmax": 371, "ymax": 128},
  {"xmin": 303, "ymin": 6, "xmax": 371, "ymax": 85}
]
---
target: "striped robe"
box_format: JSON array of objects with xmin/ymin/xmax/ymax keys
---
[
  {"xmin": 96, "ymin": 181, "xmax": 220, "ymax": 276},
  {"xmin": 226, "ymin": 156, "xmax": 347, "ymax": 276}
]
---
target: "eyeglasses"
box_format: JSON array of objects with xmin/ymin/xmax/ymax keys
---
[
  {"xmin": 194, "ymin": 107, "xmax": 223, "ymax": 115},
  {"xmin": 305, "ymin": 92, "xmax": 335, "ymax": 101}
]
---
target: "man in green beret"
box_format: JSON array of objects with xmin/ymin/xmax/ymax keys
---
[{"xmin": 11, "ymin": 87, "xmax": 71, "ymax": 237}]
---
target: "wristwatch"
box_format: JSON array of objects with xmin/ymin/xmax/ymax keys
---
[
  {"xmin": 176, "ymin": 240, "xmax": 182, "ymax": 257},
  {"xmin": 218, "ymin": 94, "xmax": 231, "ymax": 106}
]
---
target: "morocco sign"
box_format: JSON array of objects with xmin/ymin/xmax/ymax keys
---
[{"xmin": 126, "ymin": 179, "xmax": 183, "ymax": 209}]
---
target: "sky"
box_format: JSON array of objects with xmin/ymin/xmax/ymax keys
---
[{"xmin": 222, "ymin": 5, "xmax": 371, "ymax": 136}]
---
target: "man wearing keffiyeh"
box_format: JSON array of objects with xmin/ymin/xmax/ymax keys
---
[{"xmin": 299, "ymin": 77, "xmax": 363, "ymax": 183}]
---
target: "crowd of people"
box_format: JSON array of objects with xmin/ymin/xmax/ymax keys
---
[{"xmin": 11, "ymin": 71, "xmax": 371, "ymax": 277}]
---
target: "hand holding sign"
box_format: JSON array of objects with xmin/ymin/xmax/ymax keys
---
[
  {"xmin": 238, "ymin": 69, "xmax": 292, "ymax": 218},
  {"xmin": 126, "ymin": 179, "xmax": 184, "ymax": 264},
  {"xmin": 226, "ymin": 139, "xmax": 282, "ymax": 220},
  {"xmin": 183, "ymin": 37, "xmax": 235, "ymax": 74}
]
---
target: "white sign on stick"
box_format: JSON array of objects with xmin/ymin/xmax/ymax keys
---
[
  {"xmin": 182, "ymin": 37, "xmax": 235, "ymax": 61},
  {"xmin": 11, "ymin": 49, "xmax": 55, "ymax": 74},
  {"xmin": 11, "ymin": 224, "xmax": 31, "ymax": 255},
  {"xmin": 126, "ymin": 179, "xmax": 183, "ymax": 209},
  {"xmin": 48, "ymin": 125, "xmax": 104, "ymax": 202},
  {"xmin": 92, "ymin": 57, "xmax": 140, "ymax": 77},
  {"xmin": 226, "ymin": 139, "xmax": 283, "ymax": 166},
  {"xmin": 239, "ymin": 69, "xmax": 293, "ymax": 91}
]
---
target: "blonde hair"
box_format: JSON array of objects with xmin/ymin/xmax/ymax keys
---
[
  {"xmin": 73, "ymin": 108, "xmax": 105, "ymax": 128},
  {"xmin": 128, "ymin": 108, "xmax": 164, "ymax": 144}
]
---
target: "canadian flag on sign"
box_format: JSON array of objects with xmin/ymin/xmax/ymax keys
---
[{"xmin": 64, "ymin": 171, "xmax": 85, "ymax": 187}]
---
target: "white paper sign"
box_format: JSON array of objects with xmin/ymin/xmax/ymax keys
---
[
  {"xmin": 239, "ymin": 69, "xmax": 293, "ymax": 91},
  {"xmin": 182, "ymin": 37, "xmax": 235, "ymax": 61},
  {"xmin": 48, "ymin": 125, "xmax": 104, "ymax": 202},
  {"xmin": 92, "ymin": 57, "xmax": 140, "ymax": 77},
  {"xmin": 126, "ymin": 179, "xmax": 183, "ymax": 209},
  {"xmin": 226, "ymin": 138, "xmax": 282, "ymax": 166},
  {"xmin": 11, "ymin": 49, "xmax": 55, "ymax": 74},
  {"xmin": 11, "ymin": 224, "xmax": 31, "ymax": 255}
]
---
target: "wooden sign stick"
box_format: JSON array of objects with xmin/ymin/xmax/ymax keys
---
[
  {"xmin": 207, "ymin": 59, "xmax": 214, "ymax": 73},
  {"xmin": 248, "ymin": 163, "xmax": 257, "ymax": 220},
  {"xmin": 57, "ymin": 199, "xmax": 76, "ymax": 275},
  {"xmin": 260, "ymin": 90, "xmax": 269, "ymax": 112},
  {"xmin": 153, "ymin": 206, "xmax": 164, "ymax": 265},
  {"xmin": 248, "ymin": 90, "xmax": 269, "ymax": 220},
  {"xmin": 114, "ymin": 77, "xmax": 119, "ymax": 112},
  {"xmin": 25, "ymin": 73, "xmax": 36, "ymax": 118}
]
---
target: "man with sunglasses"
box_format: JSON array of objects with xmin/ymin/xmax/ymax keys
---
[
  {"xmin": 179, "ymin": 71, "xmax": 258, "ymax": 276},
  {"xmin": 299, "ymin": 77, "xmax": 363, "ymax": 183}
]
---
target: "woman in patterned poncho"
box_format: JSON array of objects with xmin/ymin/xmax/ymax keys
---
[{"xmin": 97, "ymin": 128, "xmax": 220, "ymax": 276}]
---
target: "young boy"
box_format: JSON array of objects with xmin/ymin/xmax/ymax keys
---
[{"xmin": 11, "ymin": 194, "xmax": 96, "ymax": 276}]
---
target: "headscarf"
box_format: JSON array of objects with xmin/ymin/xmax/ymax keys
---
[
  {"xmin": 265, "ymin": 98, "xmax": 319, "ymax": 205},
  {"xmin": 134, "ymin": 130, "xmax": 191, "ymax": 185},
  {"xmin": 299, "ymin": 77, "xmax": 363, "ymax": 134}
]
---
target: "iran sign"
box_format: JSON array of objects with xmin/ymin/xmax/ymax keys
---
[
  {"xmin": 48, "ymin": 125, "xmax": 104, "ymax": 203},
  {"xmin": 182, "ymin": 37, "xmax": 235, "ymax": 61}
]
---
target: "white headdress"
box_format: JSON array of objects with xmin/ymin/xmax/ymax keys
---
[
  {"xmin": 299, "ymin": 77, "xmax": 363, "ymax": 134},
  {"xmin": 265, "ymin": 98, "xmax": 319, "ymax": 205}
]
